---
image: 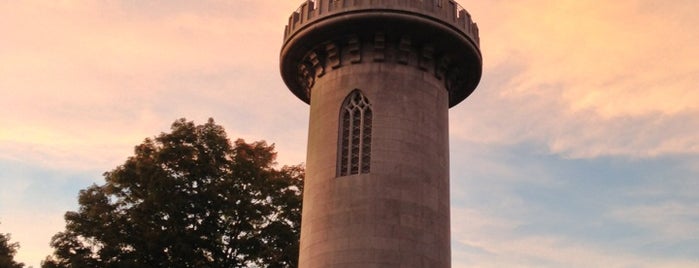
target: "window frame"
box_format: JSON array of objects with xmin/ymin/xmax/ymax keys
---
[{"xmin": 337, "ymin": 90, "xmax": 372, "ymax": 177}]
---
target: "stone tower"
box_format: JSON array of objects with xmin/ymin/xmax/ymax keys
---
[{"xmin": 279, "ymin": 0, "xmax": 481, "ymax": 267}]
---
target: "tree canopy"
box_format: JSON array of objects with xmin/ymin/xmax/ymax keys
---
[
  {"xmin": 43, "ymin": 118, "xmax": 303, "ymax": 268},
  {"xmin": 0, "ymin": 226, "xmax": 25, "ymax": 268}
]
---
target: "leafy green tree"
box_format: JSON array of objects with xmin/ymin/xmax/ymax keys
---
[
  {"xmin": 0, "ymin": 226, "xmax": 25, "ymax": 268},
  {"xmin": 43, "ymin": 119, "xmax": 303, "ymax": 268}
]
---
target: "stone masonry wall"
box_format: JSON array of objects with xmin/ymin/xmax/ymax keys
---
[{"xmin": 300, "ymin": 56, "xmax": 451, "ymax": 267}]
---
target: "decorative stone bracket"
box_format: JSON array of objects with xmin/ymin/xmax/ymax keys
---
[{"xmin": 295, "ymin": 32, "xmax": 470, "ymax": 101}]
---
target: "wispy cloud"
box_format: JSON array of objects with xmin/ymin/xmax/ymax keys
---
[
  {"xmin": 452, "ymin": 205, "xmax": 699, "ymax": 268},
  {"xmin": 0, "ymin": 0, "xmax": 308, "ymax": 170},
  {"xmin": 450, "ymin": 140, "xmax": 699, "ymax": 267},
  {"xmin": 610, "ymin": 202, "xmax": 699, "ymax": 239},
  {"xmin": 453, "ymin": 0, "xmax": 699, "ymax": 158}
]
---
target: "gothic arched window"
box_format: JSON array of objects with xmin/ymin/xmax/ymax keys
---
[{"xmin": 338, "ymin": 90, "xmax": 372, "ymax": 176}]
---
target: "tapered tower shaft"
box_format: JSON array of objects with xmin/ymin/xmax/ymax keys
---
[{"xmin": 280, "ymin": 1, "xmax": 482, "ymax": 267}]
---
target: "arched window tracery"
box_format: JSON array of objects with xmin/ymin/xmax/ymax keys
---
[{"xmin": 338, "ymin": 90, "xmax": 372, "ymax": 176}]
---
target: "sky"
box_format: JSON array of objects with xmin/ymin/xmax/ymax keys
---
[{"xmin": 1, "ymin": 0, "xmax": 698, "ymax": 267}]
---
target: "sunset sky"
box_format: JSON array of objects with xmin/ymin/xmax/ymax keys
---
[{"xmin": 1, "ymin": 1, "xmax": 698, "ymax": 267}]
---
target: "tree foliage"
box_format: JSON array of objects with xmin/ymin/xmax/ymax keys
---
[
  {"xmin": 43, "ymin": 119, "xmax": 303, "ymax": 268},
  {"xmin": 0, "ymin": 226, "xmax": 25, "ymax": 268}
]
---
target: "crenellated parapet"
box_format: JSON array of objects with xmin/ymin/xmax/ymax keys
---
[
  {"xmin": 280, "ymin": 0, "xmax": 482, "ymax": 107},
  {"xmin": 284, "ymin": 0, "xmax": 480, "ymax": 48}
]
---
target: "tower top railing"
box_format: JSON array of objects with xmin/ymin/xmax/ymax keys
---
[{"xmin": 283, "ymin": 0, "xmax": 480, "ymax": 47}]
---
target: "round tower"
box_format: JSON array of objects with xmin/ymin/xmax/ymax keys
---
[{"xmin": 280, "ymin": 0, "xmax": 481, "ymax": 267}]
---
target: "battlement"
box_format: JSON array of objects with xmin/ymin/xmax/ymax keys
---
[{"xmin": 284, "ymin": 0, "xmax": 480, "ymax": 48}]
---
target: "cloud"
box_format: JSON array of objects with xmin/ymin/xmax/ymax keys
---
[
  {"xmin": 451, "ymin": 206, "xmax": 699, "ymax": 268},
  {"xmin": 452, "ymin": 0, "xmax": 699, "ymax": 158},
  {"xmin": 479, "ymin": 0, "xmax": 699, "ymax": 116},
  {"xmin": 0, "ymin": 1, "xmax": 308, "ymax": 171},
  {"xmin": 610, "ymin": 202, "xmax": 699, "ymax": 240},
  {"xmin": 449, "ymin": 139, "xmax": 699, "ymax": 267},
  {"xmin": 0, "ymin": 160, "xmax": 100, "ymax": 267},
  {"xmin": 1, "ymin": 210, "xmax": 66, "ymax": 267}
]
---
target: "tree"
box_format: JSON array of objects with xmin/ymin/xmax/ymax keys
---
[
  {"xmin": 43, "ymin": 118, "xmax": 304, "ymax": 268},
  {"xmin": 0, "ymin": 225, "xmax": 25, "ymax": 268}
]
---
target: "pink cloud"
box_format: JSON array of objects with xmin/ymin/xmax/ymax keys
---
[
  {"xmin": 0, "ymin": 1, "xmax": 308, "ymax": 171},
  {"xmin": 453, "ymin": 0, "xmax": 699, "ymax": 158}
]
